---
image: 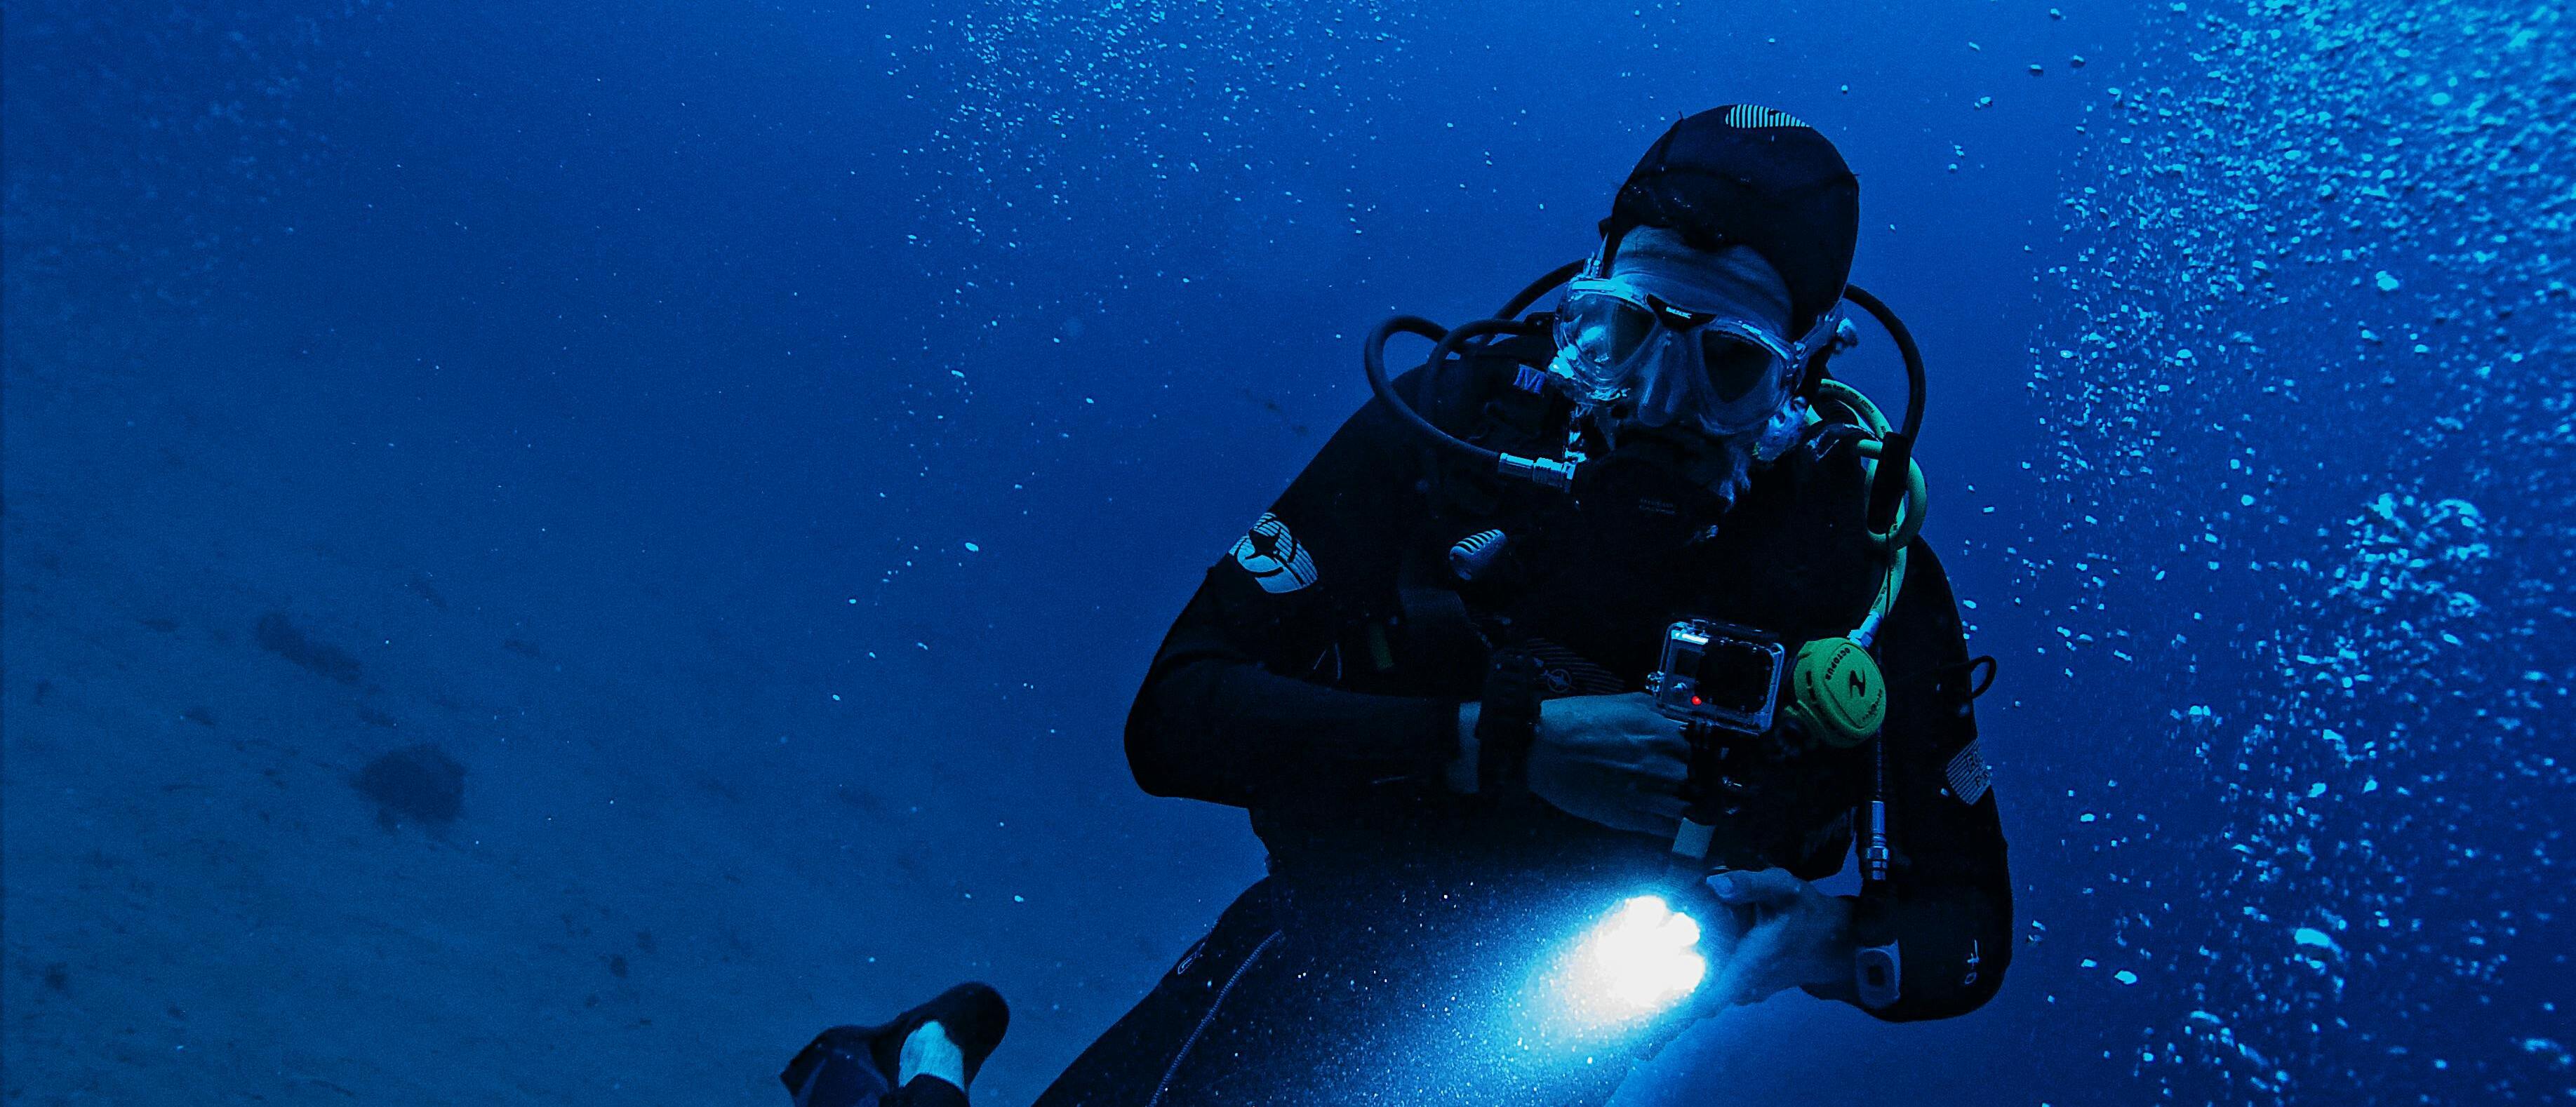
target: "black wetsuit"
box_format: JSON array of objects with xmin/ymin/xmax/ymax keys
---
[{"xmin": 1034, "ymin": 363, "xmax": 2012, "ymax": 1106}]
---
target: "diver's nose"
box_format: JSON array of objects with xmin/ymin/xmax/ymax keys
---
[{"xmin": 1634, "ymin": 361, "xmax": 1692, "ymax": 429}]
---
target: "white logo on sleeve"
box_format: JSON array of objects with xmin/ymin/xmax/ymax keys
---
[
  {"xmin": 1944, "ymin": 739, "xmax": 1992, "ymax": 805},
  {"xmin": 1231, "ymin": 512, "xmax": 1319, "ymax": 593}
]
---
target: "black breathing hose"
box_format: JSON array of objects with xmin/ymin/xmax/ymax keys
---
[
  {"xmin": 1363, "ymin": 267, "xmax": 1925, "ymax": 502},
  {"xmin": 1363, "ymin": 314, "xmax": 1465, "ymax": 459},
  {"xmin": 1495, "ymin": 258, "xmax": 1587, "ymax": 321},
  {"xmin": 1836, "ymin": 284, "xmax": 1927, "ymax": 537},
  {"xmin": 1361, "ymin": 257, "xmax": 1581, "ymax": 473},
  {"xmin": 1363, "ymin": 313, "xmax": 1572, "ymax": 489},
  {"xmin": 1431, "ymin": 316, "xmax": 1550, "ymax": 373}
]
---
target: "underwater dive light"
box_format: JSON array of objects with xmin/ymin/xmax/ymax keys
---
[
  {"xmin": 1370, "ymin": 265, "xmax": 1940, "ymax": 1024},
  {"xmin": 1569, "ymin": 894, "xmax": 1711, "ymax": 1017}
]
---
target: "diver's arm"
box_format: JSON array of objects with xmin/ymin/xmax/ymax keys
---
[
  {"xmin": 1126, "ymin": 584, "xmax": 1463, "ymax": 807},
  {"xmin": 1124, "ymin": 371, "xmax": 1464, "ymax": 808},
  {"xmin": 1814, "ymin": 542, "xmax": 2015, "ymax": 1021}
]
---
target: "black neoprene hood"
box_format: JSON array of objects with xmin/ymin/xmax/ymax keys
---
[{"xmin": 1603, "ymin": 105, "xmax": 1862, "ymax": 337}]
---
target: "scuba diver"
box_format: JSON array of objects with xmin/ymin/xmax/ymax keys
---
[{"xmin": 785, "ymin": 103, "xmax": 2012, "ymax": 1106}]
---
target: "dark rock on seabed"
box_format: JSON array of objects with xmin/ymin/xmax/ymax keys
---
[
  {"xmin": 353, "ymin": 744, "xmax": 466, "ymax": 830},
  {"xmin": 255, "ymin": 612, "xmax": 364, "ymax": 685}
]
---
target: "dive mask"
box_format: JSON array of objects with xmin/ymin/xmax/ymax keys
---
[{"xmin": 1549, "ymin": 263, "xmax": 1830, "ymax": 440}]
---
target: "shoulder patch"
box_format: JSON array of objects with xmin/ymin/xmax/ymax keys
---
[
  {"xmin": 1944, "ymin": 739, "xmax": 1992, "ymax": 805},
  {"xmin": 1725, "ymin": 104, "xmax": 1810, "ymax": 130},
  {"xmin": 1231, "ymin": 511, "xmax": 1319, "ymax": 593}
]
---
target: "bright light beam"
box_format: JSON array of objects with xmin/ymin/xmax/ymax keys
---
[{"xmin": 1573, "ymin": 895, "xmax": 1708, "ymax": 1017}]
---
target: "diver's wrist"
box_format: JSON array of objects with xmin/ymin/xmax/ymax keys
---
[
  {"xmin": 1446, "ymin": 704, "xmax": 1481, "ymax": 794},
  {"xmin": 1801, "ymin": 895, "xmax": 1867, "ymax": 1005},
  {"xmin": 1474, "ymin": 653, "xmax": 1545, "ymax": 800}
]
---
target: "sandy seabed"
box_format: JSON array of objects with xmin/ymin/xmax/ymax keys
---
[{"xmin": 0, "ymin": 316, "xmax": 1242, "ymax": 1105}]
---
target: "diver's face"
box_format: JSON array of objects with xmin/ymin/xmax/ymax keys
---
[
  {"xmin": 1571, "ymin": 230, "xmax": 1800, "ymax": 455},
  {"xmin": 1600, "ymin": 401, "xmax": 1754, "ymax": 469},
  {"xmin": 1629, "ymin": 354, "xmax": 1704, "ymax": 433}
]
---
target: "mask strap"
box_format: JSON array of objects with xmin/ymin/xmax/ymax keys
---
[
  {"xmin": 1784, "ymin": 303, "xmax": 1849, "ymax": 402},
  {"xmin": 1594, "ymin": 225, "xmax": 1629, "ymax": 276}
]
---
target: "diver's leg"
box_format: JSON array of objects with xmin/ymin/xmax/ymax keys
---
[
  {"xmin": 782, "ymin": 984, "xmax": 1010, "ymax": 1107},
  {"xmin": 880, "ymin": 1073, "xmax": 970, "ymax": 1107},
  {"xmin": 781, "ymin": 1024, "xmax": 893, "ymax": 1107},
  {"xmin": 781, "ymin": 1027, "xmax": 969, "ymax": 1107},
  {"xmin": 897, "ymin": 1021, "xmax": 966, "ymax": 1089},
  {"xmin": 1029, "ymin": 880, "xmax": 1286, "ymax": 1107}
]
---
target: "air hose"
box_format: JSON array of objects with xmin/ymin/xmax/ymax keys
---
[
  {"xmin": 1836, "ymin": 285, "xmax": 1926, "ymax": 542},
  {"xmin": 1495, "ymin": 259, "xmax": 1588, "ymax": 321},
  {"xmin": 1361, "ymin": 267, "xmax": 1937, "ymax": 886},
  {"xmin": 1361, "ymin": 269, "xmax": 1929, "ymax": 514},
  {"xmin": 1810, "ymin": 380, "xmax": 1929, "ymax": 554},
  {"xmin": 1362, "ymin": 312, "xmax": 1575, "ymax": 490}
]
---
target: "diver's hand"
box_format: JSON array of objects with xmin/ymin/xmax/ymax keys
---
[
  {"xmin": 1702, "ymin": 868, "xmax": 1854, "ymax": 1007},
  {"xmin": 1525, "ymin": 693, "xmax": 1690, "ymax": 836}
]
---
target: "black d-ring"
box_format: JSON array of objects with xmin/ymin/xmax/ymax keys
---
[{"xmin": 1960, "ymin": 655, "xmax": 1998, "ymax": 701}]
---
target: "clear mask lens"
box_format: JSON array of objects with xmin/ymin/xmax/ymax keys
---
[
  {"xmin": 1554, "ymin": 279, "xmax": 1801, "ymax": 436},
  {"xmin": 1558, "ymin": 292, "xmax": 1660, "ymax": 398},
  {"xmin": 1698, "ymin": 330, "xmax": 1782, "ymax": 404}
]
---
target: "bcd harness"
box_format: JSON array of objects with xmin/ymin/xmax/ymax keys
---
[{"xmin": 1361, "ymin": 276, "xmax": 1989, "ymax": 889}]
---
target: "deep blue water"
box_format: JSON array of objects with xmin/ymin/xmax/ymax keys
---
[{"xmin": 4, "ymin": 1, "xmax": 2568, "ymax": 1103}]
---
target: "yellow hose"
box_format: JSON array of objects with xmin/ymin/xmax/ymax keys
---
[
  {"xmin": 1808, "ymin": 381, "xmax": 1928, "ymax": 552},
  {"xmin": 1803, "ymin": 379, "xmax": 1928, "ymax": 645}
]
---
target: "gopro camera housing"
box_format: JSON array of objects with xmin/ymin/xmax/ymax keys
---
[{"xmin": 1648, "ymin": 619, "xmax": 1787, "ymax": 734}]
